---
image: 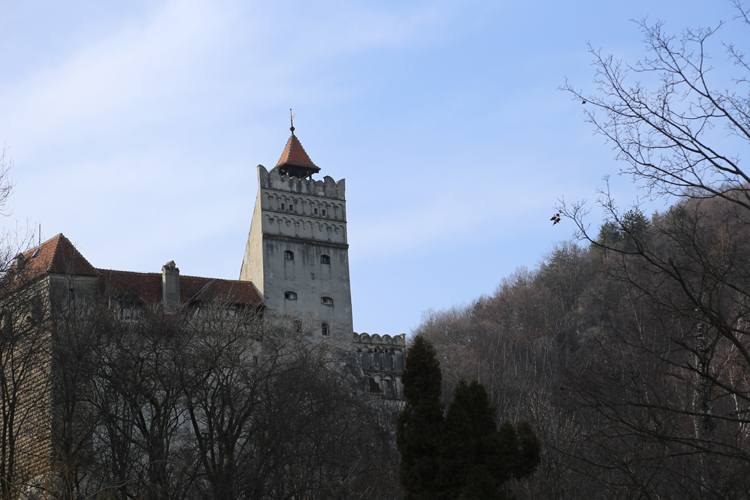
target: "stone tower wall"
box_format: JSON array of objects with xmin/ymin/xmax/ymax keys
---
[{"xmin": 240, "ymin": 165, "xmax": 354, "ymax": 344}]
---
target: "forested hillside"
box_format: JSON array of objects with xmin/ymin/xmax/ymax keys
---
[
  {"xmin": 414, "ymin": 6, "xmax": 750, "ymax": 499},
  {"xmin": 416, "ymin": 196, "xmax": 750, "ymax": 498}
]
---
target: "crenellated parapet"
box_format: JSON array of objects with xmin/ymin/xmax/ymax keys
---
[
  {"xmin": 354, "ymin": 332, "xmax": 406, "ymax": 399},
  {"xmin": 354, "ymin": 332, "xmax": 406, "ymax": 346},
  {"xmin": 258, "ymin": 165, "xmax": 346, "ymax": 200}
]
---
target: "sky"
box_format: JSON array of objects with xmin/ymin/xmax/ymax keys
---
[{"xmin": 0, "ymin": 0, "xmax": 745, "ymax": 336}]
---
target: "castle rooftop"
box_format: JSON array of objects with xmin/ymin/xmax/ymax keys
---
[{"xmin": 274, "ymin": 130, "xmax": 321, "ymax": 179}]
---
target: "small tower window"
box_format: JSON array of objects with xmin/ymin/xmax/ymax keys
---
[
  {"xmin": 284, "ymin": 291, "xmax": 297, "ymax": 300},
  {"xmin": 284, "ymin": 250, "xmax": 294, "ymax": 260},
  {"xmin": 322, "ymin": 323, "xmax": 330, "ymax": 336},
  {"xmin": 321, "ymin": 297, "xmax": 333, "ymax": 306},
  {"xmin": 320, "ymin": 255, "xmax": 330, "ymax": 265},
  {"xmin": 281, "ymin": 203, "xmax": 285, "ymax": 210},
  {"xmin": 314, "ymin": 208, "xmax": 318, "ymax": 214},
  {"xmin": 322, "ymin": 209, "xmax": 326, "ymax": 216},
  {"xmin": 289, "ymin": 204, "xmax": 294, "ymax": 211}
]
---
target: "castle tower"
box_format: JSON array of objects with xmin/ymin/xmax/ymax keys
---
[{"xmin": 240, "ymin": 127, "xmax": 353, "ymax": 342}]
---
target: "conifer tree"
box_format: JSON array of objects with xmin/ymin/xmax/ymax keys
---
[
  {"xmin": 396, "ymin": 335, "xmax": 444, "ymax": 500},
  {"xmin": 440, "ymin": 380, "xmax": 541, "ymax": 500},
  {"xmin": 397, "ymin": 338, "xmax": 541, "ymax": 499}
]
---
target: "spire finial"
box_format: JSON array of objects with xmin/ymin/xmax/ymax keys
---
[{"xmin": 290, "ymin": 108, "xmax": 295, "ymax": 134}]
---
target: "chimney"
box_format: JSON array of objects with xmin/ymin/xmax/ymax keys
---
[
  {"xmin": 162, "ymin": 261, "xmax": 180, "ymax": 313},
  {"xmin": 13, "ymin": 253, "xmax": 25, "ymax": 278}
]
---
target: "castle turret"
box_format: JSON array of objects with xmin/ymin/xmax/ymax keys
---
[
  {"xmin": 240, "ymin": 127, "xmax": 353, "ymax": 344},
  {"xmin": 273, "ymin": 128, "xmax": 321, "ymax": 179}
]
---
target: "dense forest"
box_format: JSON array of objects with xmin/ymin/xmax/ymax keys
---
[{"xmin": 412, "ymin": 5, "xmax": 750, "ymax": 499}]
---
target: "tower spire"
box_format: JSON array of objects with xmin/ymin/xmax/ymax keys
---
[{"xmin": 274, "ymin": 110, "xmax": 320, "ymax": 178}]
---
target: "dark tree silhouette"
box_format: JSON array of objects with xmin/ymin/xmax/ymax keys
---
[{"xmin": 397, "ymin": 335, "xmax": 444, "ymax": 500}]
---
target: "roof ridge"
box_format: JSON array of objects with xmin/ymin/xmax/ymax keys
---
[
  {"xmin": 98, "ymin": 268, "xmax": 255, "ymax": 283},
  {"xmin": 45, "ymin": 235, "xmax": 64, "ymax": 274},
  {"xmin": 48, "ymin": 235, "xmax": 97, "ymax": 276},
  {"xmin": 98, "ymin": 268, "xmax": 160, "ymax": 276},
  {"xmin": 23, "ymin": 233, "xmax": 63, "ymax": 258}
]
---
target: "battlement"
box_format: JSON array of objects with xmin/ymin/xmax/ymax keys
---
[
  {"xmin": 353, "ymin": 332, "xmax": 406, "ymax": 346},
  {"xmin": 258, "ymin": 165, "xmax": 346, "ymax": 201},
  {"xmin": 353, "ymin": 332, "xmax": 405, "ymax": 400}
]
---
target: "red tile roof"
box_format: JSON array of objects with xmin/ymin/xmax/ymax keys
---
[
  {"xmin": 99, "ymin": 269, "xmax": 263, "ymax": 307},
  {"xmin": 27, "ymin": 234, "xmax": 98, "ymax": 277},
  {"xmin": 275, "ymin": 133, "xmax": 320, "ymax": 172},
  {"xmin": 1, "ymin": 234, "xmax": 98, "ymax": 294},
  {"xmin": 1, "ymin": 233, "xmax": 263, "ymax": 308}
]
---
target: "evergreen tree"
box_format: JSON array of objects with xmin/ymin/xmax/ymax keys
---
[
  {"xmin": 397, "ymin": 339, "xmax": 541, "ymax": 499},
  {"xmin": 440, "ymin": 381, "xmax": 541, "ymax": 500},
  {"xmin": 397, "ymin": 335, "xmax": 444, "ymax": 500},
  {"xmin": 515, "ymin": 421, "xmax": 541, "ymax": 479}
]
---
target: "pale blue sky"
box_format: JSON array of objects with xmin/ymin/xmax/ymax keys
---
[{"xmin": 0, "ymin": 0, "xmax": 744, "ymax": 334}]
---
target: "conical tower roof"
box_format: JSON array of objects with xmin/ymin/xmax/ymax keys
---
[{"xmin": 274, "ymin": 129, "xmax": 321, "ymax": 178}]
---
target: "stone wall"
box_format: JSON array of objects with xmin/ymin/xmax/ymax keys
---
[
  {"xmin": 241, "ymin": 165, "xmax": 354, "ymax": 345},
  {"xmin": 354, "ymin": 333, "xmax": 406, "ymax": 400}
]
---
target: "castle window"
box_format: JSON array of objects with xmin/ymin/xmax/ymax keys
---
[
  {"xmin": 281, "ymin": 203, "xmax": 285, "ymax": 210},
  {"xmin": 322, "ymin": 209, "xmax": 326, "ymax": 216},
  {"xmin": 321, "ymin": 297, "xmax": 333, "ymax": 306},
  {"xmin": 121, "ymin": 305, "xmax": 143, "ymax": 322},
  {"xmin": 284, "ymin": 250, "xmax": 294, "ymax": 260},
  {"xmin": 284, "ymin": 291, "xmax": 297, "ymax": 300},
  {"xmin": 320, "ymin": 255, "xmax": 330, "ymax": 265},
  {"xmin": 314, "ymin": 208, "xmax": 318, "ymax": 214},
  {"xmin": 289, "ymin": 204, "xmax": 294, "ymax": 211},
  {"xmin": 322, "ymin": 323, "xmax": 330, "ymax": 336}
]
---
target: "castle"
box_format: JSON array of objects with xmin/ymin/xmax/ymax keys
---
[
  {"xmin": 237, "ymin": 127, "xmax": 405, "ymax": 395},
  {"xmin": 0, "ymin": 125, "xmax": 405, "ymax": 486}
]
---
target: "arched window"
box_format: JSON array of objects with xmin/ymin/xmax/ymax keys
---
[
  {"xmin": 320, "ymin": 254, "xmax": 330, "ymax": 265},
  {"xmin": 284, "ymin": 250, "xmax": 294, "ymax": 260},
  {"xmin": 322, "ymin": 323, "xmax": 330, "ymax": 336},
  {"xmin": 321, "ymin": 297, "xmax": 333, "ymax": 306},
  {"xmin": 284, "ymin": 291, "xmax": 297, "ymax": 300}
]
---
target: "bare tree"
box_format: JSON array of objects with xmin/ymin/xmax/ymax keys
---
[
  {"xmin": 562, "ymin": 2, "xmax": 750, "ymax": 211},
  {"xmin": 553, "ymin": 4, "xmax": 750, "ymax": 498}
]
